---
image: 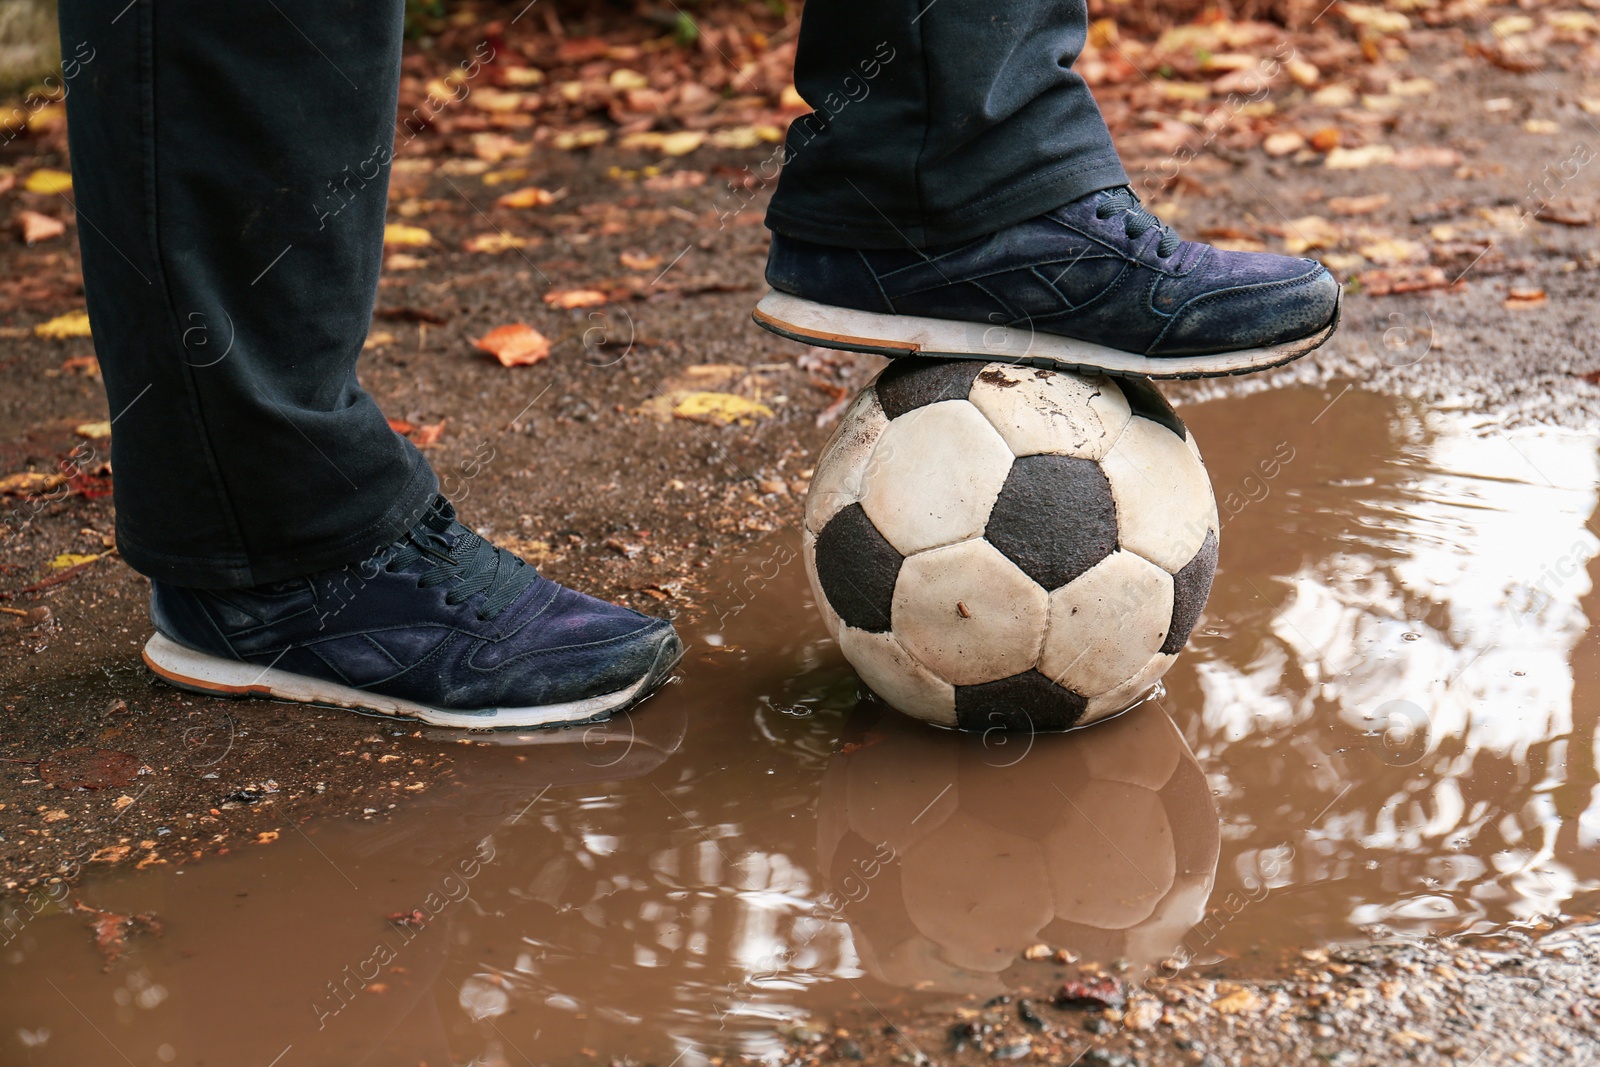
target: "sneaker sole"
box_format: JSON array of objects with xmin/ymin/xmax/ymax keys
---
[
  {"xmin": 141, "ymin": 631, "xmax": 685, "ymax": 730},
  {"xmin": 751, "ymin": 290, "xmax": 1340, "ymax": 381}
]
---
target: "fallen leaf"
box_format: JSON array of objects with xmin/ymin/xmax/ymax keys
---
[
  {"xmin": 470, "ymin": 132, "xmax": 530, "ymax": 162},
  {"xmin": 35, "ymin": 310, "xmax": 92, "ymax": 339},
  {"xmin": 1327, "ymin": 194, "xmax": 1390, "ymax": 216},
  {"xmin": 60, "ymin": 355, "xmax": 100, "ymax": 376},
  {"xmin": 1263, "ymin": 131, "xmax": 1306, "ymax": 157},
  {"xmin": 0, "ymin": 471, "xmax": 68, "ymax": 495},
  {"xmin": 385, "ymin": 253, "xmax": 426, "ymax": 270},
  {"xmin": 48, "ymin": 552, "xmax": 101, "ymax": 570},
  {"xmin": 386, "ymin": 418, "xmax": 416, "ymax": 434},
  {"xmin": 1308, "ymin": 126, "xmax": 1342, "ymax": 152},
  {"xmin": 1279, "ymin": 215, "xmax": 1342, "ymax": 254},
  {"xmin": 73, "ymin": 900, "xmax": 160, "ymax": 967},
  {"xmin": 1393, "ymin": 146, "xmax": 1463, "ymax": 169},
  {"xmin": 619, "ymin": 130, "xmax": 706, "ymax": 156},
  {"xmin": 551, "ymin": 128, "xmax": 609, "ymax": 151},
  {"xmin": 365, "ymin": 331, "xmax": 399, "ymax": 350},
  {"xmin": 620, "ymin": 251, "xmax": 664, "ymax": 272},
  {"xmin": 383, "ymin": 224, "xmax": 433, "ymax": 247},
  {"xmin": 1505, "ymin": 287, "xmax": 1547, "ymax": 308},
  {"xmin": 642, "ymin": 170, "xmax": 706, "ymax": 191},
  {"xmin": 482, "ymin": 166, "xmax": 530, "ymax": 186},
  {"xmin": 1340, "ymin": 3, "xmax": 1409, "ymax": 33},
  {"xmin": 1356, "ymin": 265, "xmax": 1453, "ymax": 295},
  {"xmin": 669, "ymin": 391, "xmax": 774, "ymax": 426},
  {"xmin": 74, "ymin": 421, "xmax": 112, "ymax": 439},
  {"xmin": 412, "ymin": 421, "xmax": 447, "ymax": 447},
  {"xmin": 462, "ymin": 232, "xmax": 535, "ymax": 254},
  {"xmin": 1535, "ymin": 206, "xmax": 1592, "ymax": 226},
  {"xmin": 22, "ymin": 168, "xmax": 73, "ymax": 195},
  {"xmin": 1524, "ymin": 118, "xmax": 1561, "ymax": 135},
  {"xmin": 1324, "ymin": 144, "xmax": 1396, "ymax": 170},
  {"xmin": 40, "ymin": 747, "xmax": 140, "ymax": 789},
  {"xmin": 1357, "ymin": 237, "xmax": 1426, "ymax": 265},
  {"xmin": 1213, "ymin": 988, "xmax": 1265, "ymax": 1014},
  {"xmin": 495, "ymin": 186, "xmax": 561, "ymax": 209},
  {"xmin": 256, "ymin": 830, "xmax": 280, "ymax": 844},
  {"xmin": 473, "ymin": 323, "xmax": 551, "ymax": 367},
  {"xmin": 16, "ymin": 210, "xmax": 65, "ymax": 244},
  {"xmin": 543, "ymin": 289, "xmax": 608, "ymax": 309}
]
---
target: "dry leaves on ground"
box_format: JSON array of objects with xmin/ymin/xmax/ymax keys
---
[{"xmin": 472, "ymin": 323, "xmax": 551, "ymax": 367}]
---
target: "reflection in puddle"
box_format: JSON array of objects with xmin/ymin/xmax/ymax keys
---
[{"xmin": 2, "ymin": 386, "xmax": 1598, "ymax": 1065}]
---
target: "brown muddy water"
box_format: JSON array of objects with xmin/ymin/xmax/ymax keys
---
[{"xmin": 4, "ymin": 385, "xmax": 1600, "ymax": 1067}]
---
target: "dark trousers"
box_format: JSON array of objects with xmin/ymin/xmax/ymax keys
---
[{"xmin": 61, "ymin": 0, "xmax": 1122, "ymax": 589}]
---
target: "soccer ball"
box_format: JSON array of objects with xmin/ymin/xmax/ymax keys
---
[
  {"xmin": 816, "ymin": 701, "xmax": 1220, "ymax": 994},
  {"xmin": 803, "ymin": 359, "xmax": 1219, "ymax": 731}
]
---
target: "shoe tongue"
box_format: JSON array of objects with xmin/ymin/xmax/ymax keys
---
[{"xmin": 419, "ymin": 496, "xmax": 456, "ymax": 534}]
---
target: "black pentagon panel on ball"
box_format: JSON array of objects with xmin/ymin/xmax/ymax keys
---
[
  {"xmin": 1118, "ymin": 377, "xmax": 1187, "ymax": 439},
  {"xmin": 955, "ymin": 670, "xmax": 1089, "ymax": 733},
  {"xmin": 814, "ymin": 502, "xmax": 904, "ymax": 632},
  {"xmin": 874, "ymin": 358, "xmax": 989, "ymax": 420},
  {"xmin": 984, "ymin": 454, "xmax": 1119, "ymax": 590},
  {"xmin": 1162, "ymin": 527, "xmax": 1219, "ymax": 655}
]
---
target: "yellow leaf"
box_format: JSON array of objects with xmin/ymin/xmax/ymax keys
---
[
  {"xmin": 671, "ymin": 392, "xmax": 774, "ymax": 426},
  {"xmin": 383, "ymin": 224, "xmax": 433, "ymax": 247},
  {"xmin": 482, "ymin": 167, "xmax": 529, "ymax": 186},
  {"xmin": 1159, "ymin": 81, "xmax": 1211, "ymax": 101},
  {"xmin": 551, "ymin": 128, "xmax": 609, "ymax": 151},
  {"xmin": 49, "ymin": 553, "xmax": 101, "ymax": 570},
  {"xmin": 462, "ymin": 232, "xmax": 533, "ymax": 254},
  {"xmin": 23, "ymin": 168, "xmax": 72, "ymax": 194},
  {"xmin": 0, "ymin": 471, "xmax": 68, "ymax": 495},
  {"xmin": 34, "ymin": 310, "xmax": 92, "ymax": 338},
  {"xmin": 1492, "ymin": 14, "xmax": 1535, "ymax": 36},
  {"xmin": 74, "ymin": 421, "xmax": 112, "ymax": 439},
  {"xmin": 608, "ymin": 68, "xmax": 649, "ymax": 91}
]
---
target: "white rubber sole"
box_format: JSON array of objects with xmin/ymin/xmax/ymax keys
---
[
  {"xmin": 752, "ymin": 290, "xmax": 1339, "ymax": 380},
  {"xmin": 142, "ymin": 632, "xmax": 680, "ymax": 730}
]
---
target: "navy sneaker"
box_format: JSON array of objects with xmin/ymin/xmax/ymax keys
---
[
  {"xmin": 755, "ymin": 186, "xmax": 1340, "ymax": 379},
  {"xmin": 141, "ymin": 497, "xmax": 683, "ymax": 729}
]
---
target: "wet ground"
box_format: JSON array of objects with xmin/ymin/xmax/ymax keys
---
[
  {"xmin": 5, "ymin": 386, "xmax": 1600, "ymax": 1065},
  {"xmin": 5, "ymin": 7, "xmax": 1600, "ymax": 1065}
]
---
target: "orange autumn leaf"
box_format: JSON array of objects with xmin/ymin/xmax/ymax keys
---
[
  {"xmin": 17, "ymin": 210, "xmax": 65, "ymax": 244},
  {"xmin": 386, "ymin": 418, "xmax": 417, "ymax": 435},
  {"xmin": 412, "ymin": 421, "xmax": 447, "ymax": 447},
  {"xmin": 495, "ymin": 186, "xmax": 560, "ymax": 209},
  {"xmin": 619, "ymin": 250, "xmax": 663, "ymax": 272},
  {"xmin": 472, "ymin": 323, "xmax": 551, "ymax": 367},
  {"xmin": 543, "ymin": 289, "xmax": 608, "ymax": 309}
]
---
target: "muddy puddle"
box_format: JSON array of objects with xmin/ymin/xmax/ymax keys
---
[{"xmin": 4, "ymin": 384, "xmax": 1599, "ymax": 1066}]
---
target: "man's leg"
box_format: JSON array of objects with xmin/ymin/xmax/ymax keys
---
[
  {"xmin": 60, "ymin": 0, "xmax": 436, "ymax": 588},
  {"xmin": 757, "ymin": 0, "xmax": 1341, "ymax": 379},
  {"xmin": 60, "ymin": 0, "xmax": 681, "ymax": 728},
  {"xmin": 765, "ymin": 0, "xmax": 1127, "ymax": 249}
]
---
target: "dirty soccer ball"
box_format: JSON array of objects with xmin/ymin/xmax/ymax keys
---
[{"xmin": 802, "ymin": 359, "xmax": 1219, "ymax": 731}]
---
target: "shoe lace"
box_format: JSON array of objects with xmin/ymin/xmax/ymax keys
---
[
  {"xmin": 385, "ymin": 498, "xmax": 540, "ymax": 621},
  {"xmin": 1095, "ymin": 187, "xmax": 1182, "ymax": 258}
]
